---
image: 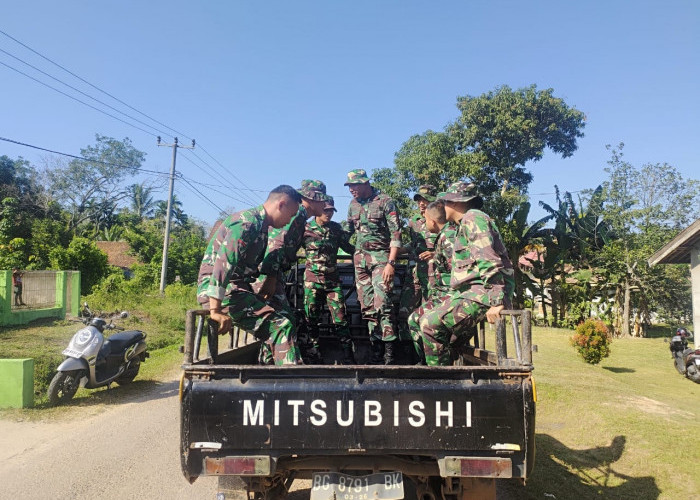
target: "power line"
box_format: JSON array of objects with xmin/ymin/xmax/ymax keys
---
[
  {"xmin": 0, "ymin": 60, "xmax": 159, "ymax": 138},
  {"xmin": 196, "ymin": 144, "xmax": 264, "ymax": 203},
  {"xmin": 0, "ymin": 28, "xmax": 189, "ymax": 141},
  {"xmin": 0, "ymin": 47, "xmax": 172, "ymax": 140},
  {"xmin": 0, "ymin": 135, "xmax": 169, "ymax": 176},
  {"xmin": 180, "ymin": 149, "xmax": 260, "ymax": 206},
  {"xmin": 0, "ymin": 29, "xmax": 262, "ymax": 206}
]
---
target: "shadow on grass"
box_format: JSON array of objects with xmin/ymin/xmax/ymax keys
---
[
  {"xmin": 514, "ymin": 434, "xmax": 659, "ymax": 500},
  {"xmin": 35, "ymin": 378, "xmax": 179, "ymax": 410},
  {"xmin": 602, "ymin": 367, "xmax": 636, "ymax": 374}
]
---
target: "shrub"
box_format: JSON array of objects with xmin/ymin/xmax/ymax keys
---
[{"xmin": 570, "ymin": 319, "xmax": 612, "ymax": 365}]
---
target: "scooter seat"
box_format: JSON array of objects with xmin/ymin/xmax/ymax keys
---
[{"xmin": 105, "ymin": 330, "xmax": 144, "ymax": 353}]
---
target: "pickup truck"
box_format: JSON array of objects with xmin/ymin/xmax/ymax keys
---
[{"xmin": 179, "ymin": 261, "xmax": 535, "ymax": 500}]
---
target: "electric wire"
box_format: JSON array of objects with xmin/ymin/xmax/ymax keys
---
[
  {"xmin": 0, "ymin": 135, "xmax": 168, "ymax": 176},
  {"xmin": 0, "ymin": 29, "xmax": 262, "ymax": 208},
  {"xmin": 177, "ymin": 154, "xmax": 253, "ymax": 207},
  {"xmin": 183, "ymin": 149, "xmax": 260, "ymax": 206},
  {"xmin": 0, "ymin": 47, "xmax": 172, "ymax": 140},
  {"xmin": 0, "ymin": 28, "xmax": 190, "ymax": 141},
  {"xmin": 0, "ymin": 60, "xmax": 159, "ymax": 138},
  {"xmin": 178, "ymin": 177, "xmax": 226, "ymax": 214}
]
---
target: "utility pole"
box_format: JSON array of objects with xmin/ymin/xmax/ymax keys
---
[{"xmin": 157, "ymin": 136, "xmax": 195, "ymax": 294}]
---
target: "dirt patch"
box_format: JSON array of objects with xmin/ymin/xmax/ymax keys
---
[{"xmin": 618, "ymin": 395, "xmax": 695, "ymax": 419}]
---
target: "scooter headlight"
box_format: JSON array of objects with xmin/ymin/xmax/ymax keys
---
[{"xmin": 74, "ymin": 328, "xmax": 94, "ymax": 346}]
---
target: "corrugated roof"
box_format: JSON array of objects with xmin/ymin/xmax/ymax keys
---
[
  {"xmin": 95, "ymin": 241, "xmax": 140, "ymax": 269},
  {"xmin": 648, "ymin": 218, "xmax": 700, "ymax": 265}
]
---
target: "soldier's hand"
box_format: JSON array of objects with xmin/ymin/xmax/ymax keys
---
[
  {"xmin": 486, "ymin": 305, "xmax": 504, "ymax": 324},
  {"xmin": 382, "ymin": 264, "xmax": 395, "ymax": 286},
  {"xmin": 259, "ymin": 275, "xmax": 277, "ymax": 300},
  {"xmin": 418, "ymin": 250, "xmax": 434, "ymax": 261},
  {"xmin": 210, "ymin": 311, "xmax": 231, "ymax": 335}
]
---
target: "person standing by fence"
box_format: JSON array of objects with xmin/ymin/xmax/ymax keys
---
[{"xmin": 12, "ymin": 268, "xmax": 26, "ymax": 306}]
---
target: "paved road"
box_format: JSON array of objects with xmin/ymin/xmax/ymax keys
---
[{"xmin": 0, "ymin": 377, "xmax": 220, "ymax": 499}]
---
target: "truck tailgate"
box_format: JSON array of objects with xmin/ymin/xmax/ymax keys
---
[{"xmin": 181, "ymin": 366, "xmax": 533, "ymax": 454}]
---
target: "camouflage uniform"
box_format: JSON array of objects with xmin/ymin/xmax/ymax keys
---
[
  {"xmin": 407, "ymin": 221, "xmax": 457, "ymax": 358},
  {"xmin": 254, "ymin": 180, "xmax": 330, "ymax": 363},
  {"xmin": 398, "ymin": 185, "xmax": 439, "ymax": 339},
  {"xmin": 196, "ymin": 205, "xmax": 300, "ymax": 365},
  {"xmin": 344, "ymin": 169, "xmax": 402, "ymax": 342},
  {"xmin": 416, "ymin": 182, "xmax": 515, "ymax": 366},
  {"xmin": 302, "ymin": 197, "xmax": 355, "ymax": 357}
]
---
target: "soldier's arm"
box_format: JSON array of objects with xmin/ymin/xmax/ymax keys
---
[{"xmin": 384, "ymin": 198, "xmax": 402, "ymax": 251}]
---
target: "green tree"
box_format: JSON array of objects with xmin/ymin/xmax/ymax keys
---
[
  {"xmin": 450, "ymin": 85, "xmax": 586, "ymax": 200},
  {"xmin": 45, "ymin": 135, "xmax": 146, "ymax": 232},
  {"xmin": 598, "ymin": 144, "xmax": 699, "ymax": 336},
  {"xmin": 49, "ymin": 237, "xmax": 110, "ymax": 294},
  {"xmin": 127, "ymin": 182, "xmax": 157, "ymax": 219},
  {"xmin": 373, "ymin": 85, "xmax": 586, "ymax": 224}
]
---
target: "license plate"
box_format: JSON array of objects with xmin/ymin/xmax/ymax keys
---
[
  {"xmin": 62, "ymin": 348, "xmax": 83, "ymax": 358},
  {"xmin": 694, "ymin": 358, "xmax": 700, "ymax": 366},
  {"xmin": 311, "ymin": 472, "xmax": 404, "ymax": 500}
]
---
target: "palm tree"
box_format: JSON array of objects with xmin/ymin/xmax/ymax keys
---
[{"xmin": 129, "ymin": 183, "xmax": 156, "ymax": 219}]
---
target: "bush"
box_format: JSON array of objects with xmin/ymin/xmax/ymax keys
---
[{"xmin": 570, "ymin": 319, "xmax": 612, "ymax": 365}]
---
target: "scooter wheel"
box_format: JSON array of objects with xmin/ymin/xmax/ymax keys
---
[
  {"xmin": 47, "ymin": 370, "xmax": 83, "ymax": 406},
  {"xmin": 115, "ymin": 359, "xmax": 141, "ymax": 385}
]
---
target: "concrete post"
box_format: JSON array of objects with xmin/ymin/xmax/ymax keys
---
[{"xmin": 691, "ymin": 244, "xmax": 700, "ymax": 349}]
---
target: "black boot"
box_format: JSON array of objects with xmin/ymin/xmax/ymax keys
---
[
  {"xmin": 384, "ymin": 340, "xmax": 399, "ymax": 365},
  {"xmin": 368, "ymin": 339, "xmax": 385, "ymax": 365},
  {"xmin": 340, "ymin": 338, "xmax": 356, "ymax": 365}
]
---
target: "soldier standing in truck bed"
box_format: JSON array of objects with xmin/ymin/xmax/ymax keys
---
[
  {"xmin": 415, "ymin": 182, "xmax": 515, "ymax": 366},
  {"xmin": 255, "ymin": 179, "xmax": 329, "ymax": 364},
  {"xmin": 343, "ymin": 168, "xmax": 402, "ymax": 364},
  {"xmin": 301, "ymin": 196, "xmax": 356, "ymax": 364},
  {"xmin": 407, "ymin": 199, "xmax": 457, "ymax": 363},
  {"xmin": 398, "ymin": 185, "xmax": 439, "ymax": 347},
  {"xmin": 197, "ymin": 185, "xmax": 303, "ymax": 365}
]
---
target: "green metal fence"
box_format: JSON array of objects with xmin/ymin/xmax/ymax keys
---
[{"xmin": 0, "ymin": 270, "xmax": 80, "ymax": 326}]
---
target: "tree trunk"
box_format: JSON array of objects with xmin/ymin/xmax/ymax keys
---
[{"xmin": 621, "ymin": 277, "xmax": 631, "ymax": 337}]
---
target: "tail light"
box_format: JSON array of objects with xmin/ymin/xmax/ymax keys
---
[{"xmin": 204, "ymin": 456, "xmax": 271, "ymax": 476}]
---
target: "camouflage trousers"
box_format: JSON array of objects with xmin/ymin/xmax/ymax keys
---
[
  {"xmin": 398, "ymin": 262, "xmax": 430, "ymax": 341},
  {"xmin": 353, "ymin": 251, "xmax": 396, "ymax": 341},
  {"xmin": 226, "ymin": 286, "xmax": 301, "ymax": 365},
  {"xmin": 303, "ymin": 279, "xmax": 351, "ymax": 342},
  {"xmin": 409, "ymin": 289, "xmax": 489, "ymax": 366}
]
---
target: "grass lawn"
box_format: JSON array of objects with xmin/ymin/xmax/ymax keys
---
[
  {"xmin": 524, "ymin": 327, "xmax": 699, "ymax": 500},
  {"xmin": 1, "ymin": 318, "xmax": 698, "ymax": 499}
]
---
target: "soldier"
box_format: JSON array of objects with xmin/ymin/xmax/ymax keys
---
[
  {"xmin": 398, "ymin": 185, "xmax": 439, "ymax": 340},
  {"xmin": 255, "ymin": 180, "xmax": 329, "ymax": 364},
  {"xmin": 415, "ymin": 182, "xmax": 515, "ymax": 366},
  {"xmin": 197, "ymin": 185, "xmax": 303, "ymax": 365},
  {"xmin": 301, "ymin": 196, "xmax": 356, "ymax": 364},
  {"xmin": 407, "ymin": 200, "xmax": 457, "ymax": 362},
  {"xmin": 344, "ymin": 168, "xmax": 402, "ymax": 364}
]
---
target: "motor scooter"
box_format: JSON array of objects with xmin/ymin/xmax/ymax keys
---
[
  {"xmin": 669, "ymin": 327, "xmax": 700, "ymax": 384},
  {"xmin": 47, "ymin": 304, "xmax": 149, "ymax": 405}
]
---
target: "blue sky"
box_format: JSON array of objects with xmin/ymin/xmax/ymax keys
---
[{"xmin": 1, "ymin": 1, "xmax": 698, "ymax": 227}]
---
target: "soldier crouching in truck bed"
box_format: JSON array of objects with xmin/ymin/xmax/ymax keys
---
[
  {"xmin": 343, "ymin": 168, "xmax": 403, "ymax": 365},
  {"xmin": 196, "ymin": 184, "xmax": 303, "ymax": 365},
  {"xmin": 413, "ymin": 182, "xmax": 515, "ymax": 366},
  {"xmin": 301, "ymin": 196, "xmax": 356, "ymax": 364},
  {"xmin": 253, "ymin": 180, "xmax": 329, "ymax": 364}
]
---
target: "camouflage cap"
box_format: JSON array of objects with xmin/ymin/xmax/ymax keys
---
[
  {"xmin": 323, "ymin": 195, "xmax": 337, "ymax": 212},
  {"xmin": 437, "ymin": 181, "xmax": 483, "ymax": 205},
  {"xmin": 298, "ymin": 179, "xmax": 330, "ymax": 202},
  {"xmin": 413, "ymin": 184, "xmax": 438, "ymax": 202},
  {"xmin": 343, "ymin": 168, "xmax": 370, "ymax": 185}
]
